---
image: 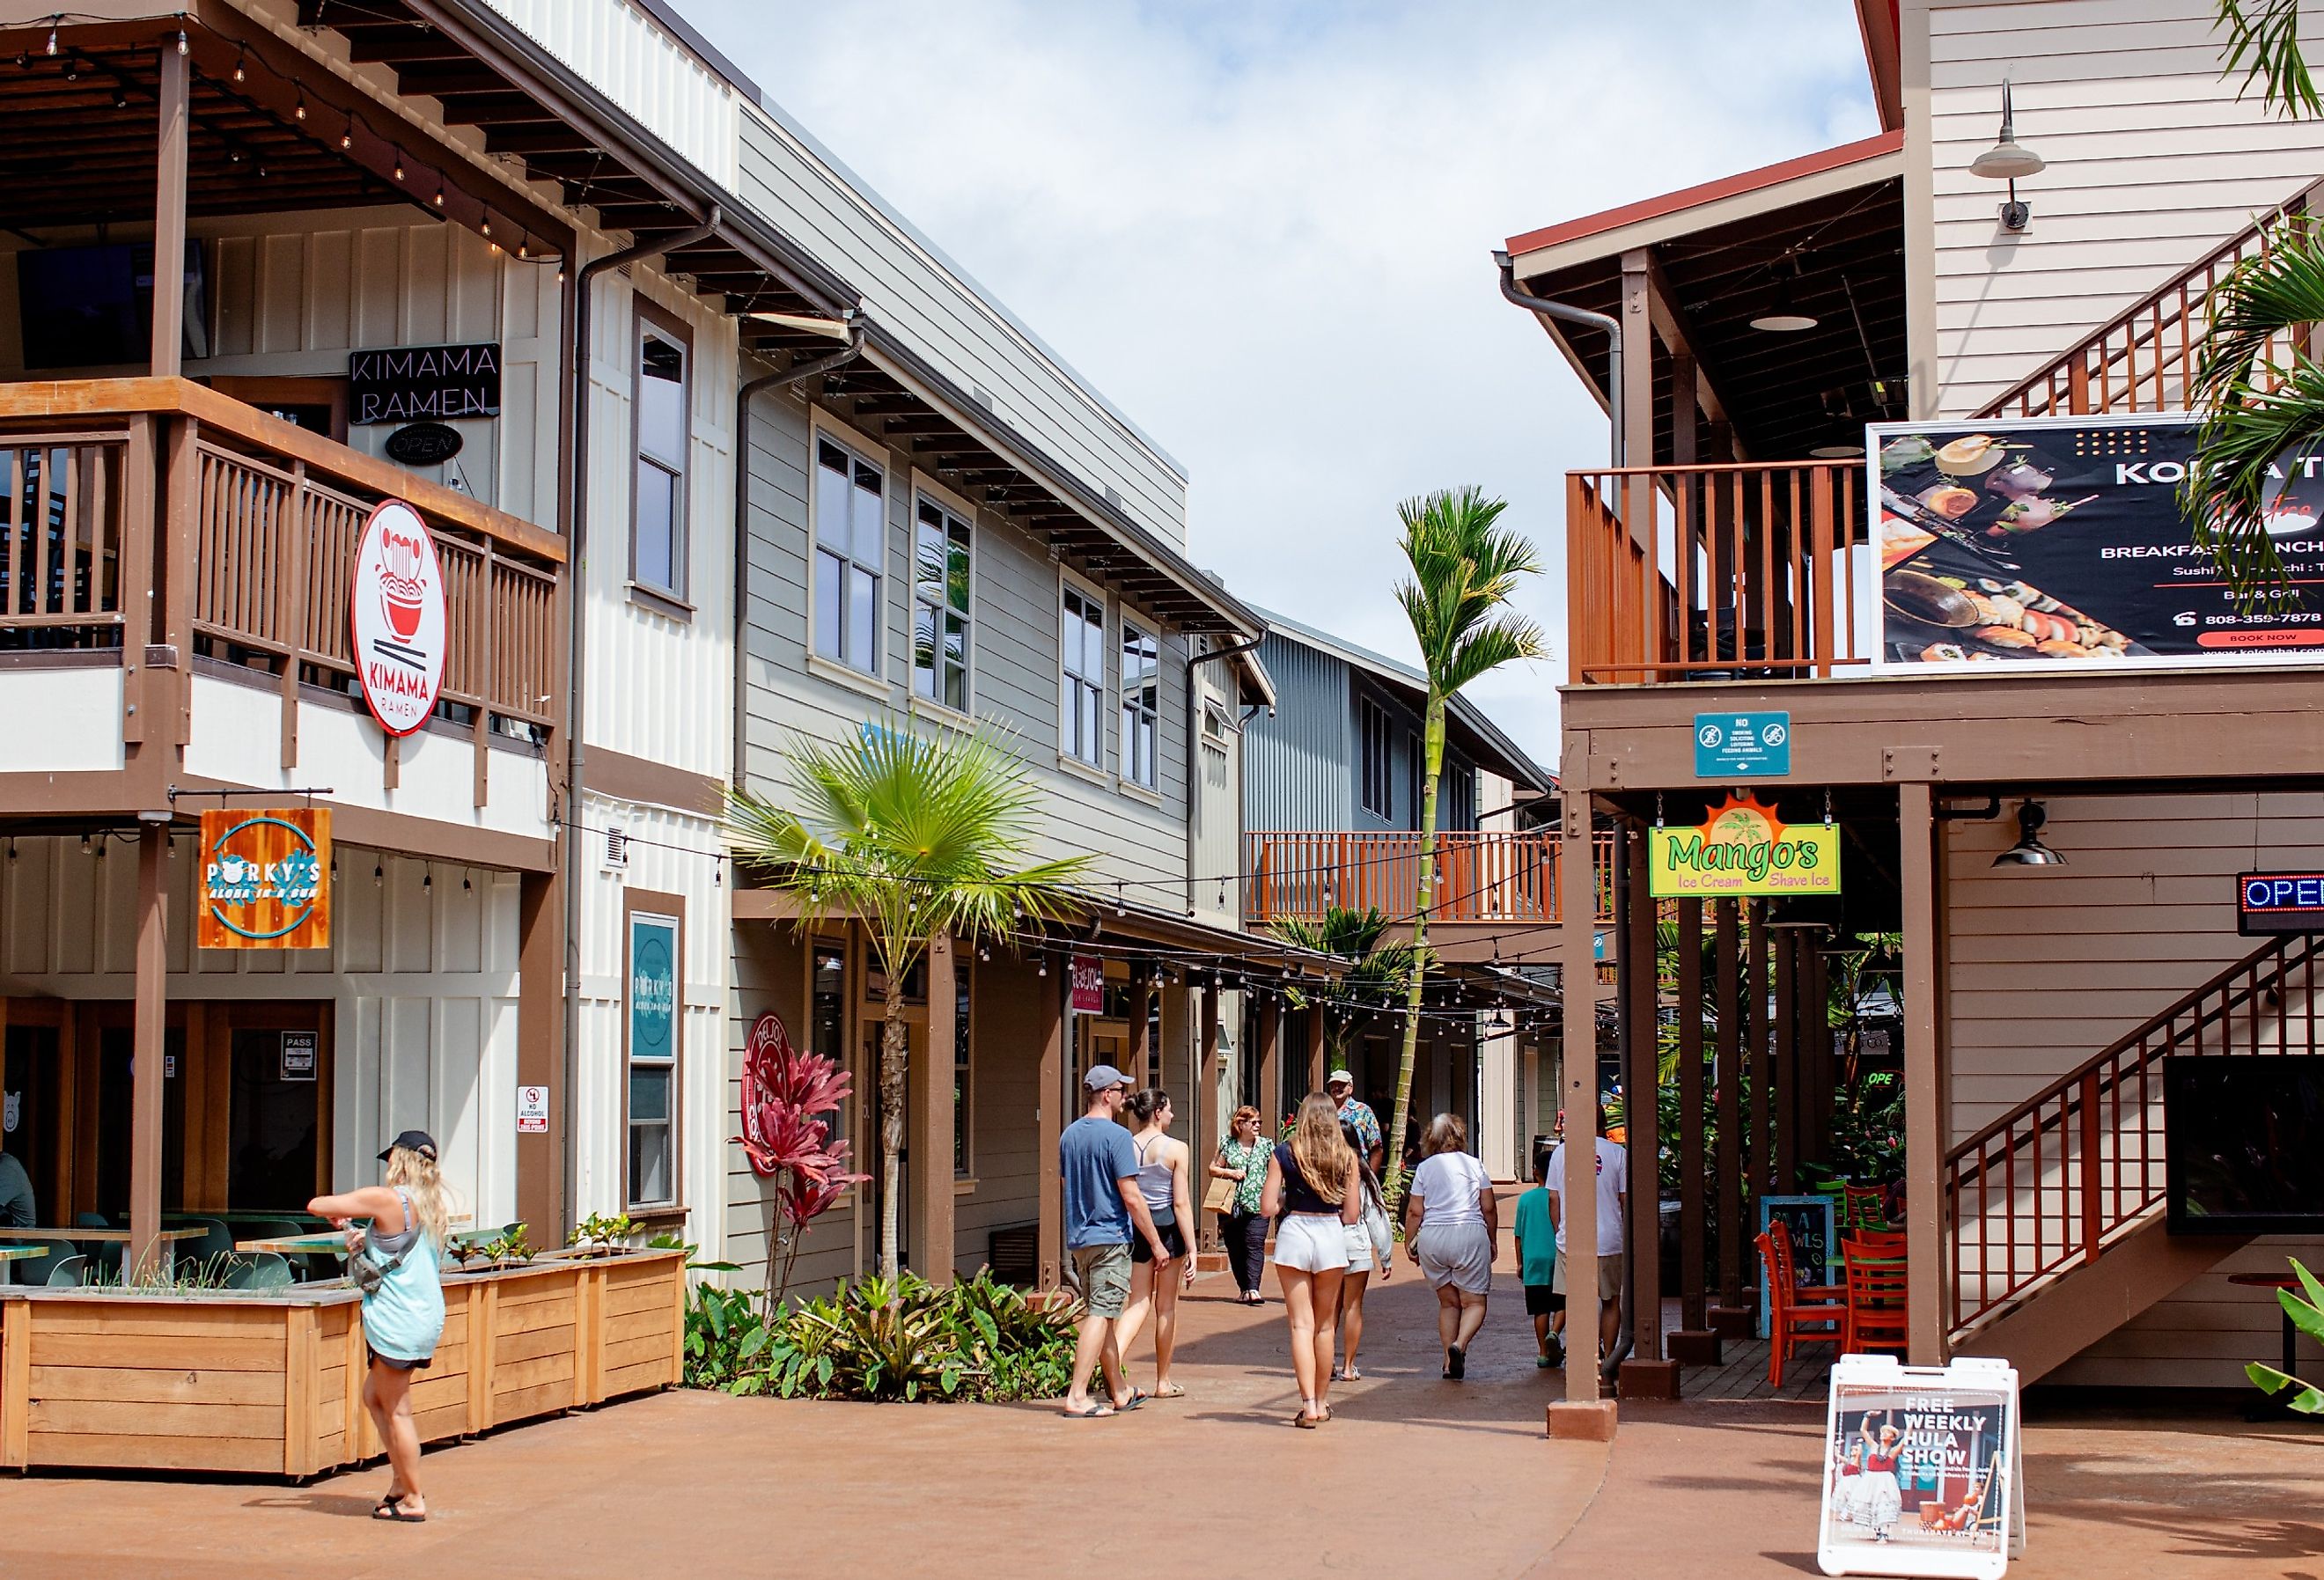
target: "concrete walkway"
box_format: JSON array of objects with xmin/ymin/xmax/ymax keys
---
[{"xmin": 8, "ymin": 1261, "xmax": 2318, "ymax": 1578}]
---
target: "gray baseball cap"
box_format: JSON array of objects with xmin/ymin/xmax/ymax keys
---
[{"xmin": 1084, "ymin": 1063, "xmax": 1130, "ymax": 1091}]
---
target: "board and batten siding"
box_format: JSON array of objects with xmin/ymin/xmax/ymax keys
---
[
  {"xmin": 1244, "ymin": 634, "xmax": 1354, "ymax": 834},
  {"xmin": 0, "ymin": 834, "xmax": 523, "ymax": 1231},
  {"xmin": 1945, "ymin": 789, "xmax": 2324, "ymax": 1388},
  {"xmin": 476, "ymin": 0, "xmax": 739, "ymax": 187},
  {"xmin": 737, "ymin": 386, "xmax": 1192, "ymax": 900},
  {"xmin": 734, "ymin": 110, "xmax": 1188, "ymax": 548},
  {"xmin": 1928, "ymin": 0, "xmax": 2324, "ymax": 416}
]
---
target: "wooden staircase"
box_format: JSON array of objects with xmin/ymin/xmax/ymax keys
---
[{"xmin": 1942, "ymin": 932, "xmax": 2322, "ymax": 1381}]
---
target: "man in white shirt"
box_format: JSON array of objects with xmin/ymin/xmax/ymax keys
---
[{"xmin": 1544, "ymin": 1105, "xmax": 1628, "ymax": 1366}]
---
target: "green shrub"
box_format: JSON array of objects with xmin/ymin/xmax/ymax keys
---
[{"xmin": 683, "ymin": 1268, "xmax": 1079, "ymax": 1403}]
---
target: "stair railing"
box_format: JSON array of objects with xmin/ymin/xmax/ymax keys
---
[{"xmin": 1945, "ymin": 931, "xmax": 2323, "ymax": 1334}]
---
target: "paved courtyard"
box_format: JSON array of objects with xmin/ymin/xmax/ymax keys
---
[{"xmin": 6, "ymin": 1260, "xmax": 2319, "ymax": 1578}]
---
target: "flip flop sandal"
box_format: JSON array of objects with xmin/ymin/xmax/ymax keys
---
[
  {"xmin": 1294, "ymin": 1410, "xmax": 1321, "ymax": 1429},
  {"xmin": 372, "ymin": 1497, "xmax": 427, "ymax": 1523},
  {"xmin": 1154, "ymin": 1384, "xmax": 1187, "ymax": 1399},
  {"xmin": 1448, "ymin": 1345, "xmax": 1467, "ymax": 1380},
  {"xmin": 1114, "ymin": 1390, "xmax": 1148, "ymax": 1412},
  {"xmin": 1062, "ymin": 1403, "xmax": 1116, "ymax": 1420}
]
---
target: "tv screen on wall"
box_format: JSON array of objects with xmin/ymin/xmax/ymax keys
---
[
  {"xmin": 2166, "ymin": 1055, "xmax": 2324, "ymax": 1234},
  {"xmin": 14, "ymin": 241, "xmax": 207, "ymax": 370}
]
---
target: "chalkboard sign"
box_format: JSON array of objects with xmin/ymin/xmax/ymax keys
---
[{"xmin": 1757, "ymin": 1193, "xmax": 1838, "ymax": 1339}]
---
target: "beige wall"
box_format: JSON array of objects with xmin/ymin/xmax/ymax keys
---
[
  {"xmin": 1945, "ymin": 788, "xmax": 2324, "ymax": 1386},
  {"xmin": 1927, "ymin": 0, "xmax": 2324, "ymax": 416}
]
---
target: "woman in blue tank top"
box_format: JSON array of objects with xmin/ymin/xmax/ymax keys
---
[{"xmin": 311, "ymin": 1128, "xmax": 449, "ymax": 1524}]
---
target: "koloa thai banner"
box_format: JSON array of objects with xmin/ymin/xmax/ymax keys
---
[
  {"xmin": 1818, "ymin": 1356, "xmax": 2024, "ymax": 1578},
  {"xmin": 1648, "ymin": 793, "xmax": 1840, "ymax": 900},
  {"xmin": 1865, "ymin": 414, "xmax": 2324, "ymax": 672}
]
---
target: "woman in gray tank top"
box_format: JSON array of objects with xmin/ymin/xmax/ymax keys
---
[{"xmin": 1114, "ymin": 1089, "xmax": 1195, "ymax": 1399}]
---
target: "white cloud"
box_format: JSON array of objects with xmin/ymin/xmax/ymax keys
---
[{"xmin": 688, "ymin": 0, "xmax": 1879, "ymax": 760}]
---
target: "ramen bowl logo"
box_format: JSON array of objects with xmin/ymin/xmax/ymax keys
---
[
  {"xmin": 376, "ymin": 518, "xmax": 432, "ymax": 640},
  {"xmin": 351, "ymin": 498, "xmax": 447, "ymax": 737}
]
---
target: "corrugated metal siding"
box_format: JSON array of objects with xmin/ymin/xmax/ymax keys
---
[
  {"xmin": 1244, "ymin": 634, "xmax": 1353, "ymax": 833},
  {"xmin": 737, "ymin": 386, "xmax": 1192, "ymax": 897},
  {"xmin": 734, "ymin": 109, "xmax": 1189, "ymax": 547},
  {"xmin": 1929, "ymin": 0, "xmax": 2324, "ymax": 415},
  {"xmin": 1945, "ymin": 790, "xmax": 2324, "ymax": 1388},
  {"xmin": 479, "ymin": 0, "xmax": 738, "ymax": 186}
]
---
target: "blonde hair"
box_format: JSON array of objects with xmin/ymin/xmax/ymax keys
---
[
  {"xmin": 384, "ymin": 1145, "xmax": 452, "ymax": 1246},
  {"xmin": 1422, "ymin": 1113, "xmax": 1468, "ymax": 1158},
  {"xmin": 1287, "ymin": 1093, "xmax": 1349, "ymax": 1206}
]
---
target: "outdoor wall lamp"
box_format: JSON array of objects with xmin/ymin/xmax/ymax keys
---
[
  {"xmin": 1971, "ymin": 78, "xmax": 2045, "ymax": 231},
  {"xmin": 1992, "ymin": 799, "xmax": 2066, "ymax": 867}
]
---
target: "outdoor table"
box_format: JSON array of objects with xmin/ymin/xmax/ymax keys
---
[
  {"xmin": 234, "ymin": 1231, "xmax": 354, "ymax": 1256},
  {"xmin": 2228, "ymin": 1271, "xmax": 2306, "ymax": 1397},
  {"xmin": 0, "ymin": 1226, "xmax": 201, "ymax": 1245},
  {"xmin": 0, "ymin": 1245, "xmax": 40, "ymax": 1285}
]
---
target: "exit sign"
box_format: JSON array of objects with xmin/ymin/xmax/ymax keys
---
[{"xmin": 2238, "ymin": 871, "xmax": 2324, "ymax": 935}]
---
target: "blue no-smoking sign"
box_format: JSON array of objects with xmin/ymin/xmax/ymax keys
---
[{"xmin": 1695, "ymin": 711, "xmax": 1791, "ymax": 778}]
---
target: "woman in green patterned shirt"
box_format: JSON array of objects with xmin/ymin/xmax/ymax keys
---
[{"xmin": 1210, "ymin": 1106, "xmax": 1273, "ymax": 1304}]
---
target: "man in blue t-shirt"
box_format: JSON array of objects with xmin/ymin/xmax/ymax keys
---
[{"xmin": 1060, "ymin": 1063, "xmax": 1170, "ymax": 1417}]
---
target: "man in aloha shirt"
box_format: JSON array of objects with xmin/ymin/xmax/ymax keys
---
[{"xmin": 1327, "ymin": 1069, "xmax": 1383, "ymax": 1172}]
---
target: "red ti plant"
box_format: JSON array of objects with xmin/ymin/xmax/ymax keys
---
[{"xmin": 739, "ymin": 1011, "xmax": 868, "ymax": 1311}]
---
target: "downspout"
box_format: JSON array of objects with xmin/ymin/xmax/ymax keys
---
[
  {"xmin": 1186, "ymin": 628, "xmax": 1266, "ymax": 920},
  {"xmin": 731, "ymin": 325, "xmax": 867, "ymax": 791},
  {"xmin": 560, "ymin": 206, "xmax": 718, "ymax": 1232},
  {"xmin": 1495, "ymin": 251, "xmax": 1622, "ymax": 467}
]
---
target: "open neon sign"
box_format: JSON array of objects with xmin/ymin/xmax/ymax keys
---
[{"xmin": 2238, "ymin": 871, "xmax": 2324, "ymax": 936}]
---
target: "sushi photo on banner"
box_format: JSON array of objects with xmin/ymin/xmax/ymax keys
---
[
  {"xmin": 1818, "ymin": 1369, "xmax": 2016, "ymax": 1578},
  {"xmin": 1864, "ymin": 414, "xmax": 2324, "ymax": 672}
]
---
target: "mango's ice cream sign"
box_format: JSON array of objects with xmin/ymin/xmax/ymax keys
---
[
  {"xmin": 352, "ymin": 499, "xmax": 447, "ymax": 737},
  {"xmin": 1649, "ymin": 793, "xmax": 1842, "ymax": 899}
]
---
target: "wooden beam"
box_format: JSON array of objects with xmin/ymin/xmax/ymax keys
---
[
  {"xmin": 1900, "ymin": 782, "xmax": 1945, "ymax": 1364},
  {"xmin": 1257, "ymin": 995, "xmax": 1281, "ymax": 1143},
  {"xmin": 1677, "ymin": 896, "xmax": 1707, "ymax": 1329},
  {"xmin": 149, "ymin": 40, "xmax": 187, "ymax": 378},
  {"xmin": 914, "ymin": 933, "xmax": 957, "ymax": 1284},
  {"xmin": 128, "ymin": 822, "xmax": 166, "ymax": 1278},
  {"xmin": 1559, "ymin": 790, "xmax": 1603, "ymax": 1406},
  {"xmin": 1642, "ymin": 252, "xmax": 1748, "ymax": 459},
  {"xmin": 1715, "ymin": 900, "xmax": 1743, "ymax": 1309},
  {"xmin": 1036, "ymin": 957, "xmax": 1063, "ymax": 1291},
  {"xmin": 1624, "ymin": 823, "xmax": 1661, "ymax": 1363},
  {"xmin": 1618, "ymin": 250, "xmax": 1655, "ymax": 554}
]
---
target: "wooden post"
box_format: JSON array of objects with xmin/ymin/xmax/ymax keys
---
[
  {"xmin": 1808, "ymin": 939, "xmax": 1833, "ymax": 1172},
  {"xmin": 1900, "ymin": 783, "xmax": 1946, "ymax": 1364},
  {"xmin": 1036, "ymin": 959, "xmax": 1064, "ymax": 1291},
  {"xmin": 1129, "ymin": 978, "xmax": 1152, "ymax": 1086},
  {"xmin": 1553, "ymin": 790, "xmax": 1609, "ymax": 1426},
  {"xmin": 1713, "ymin": 900, "xmax": 1745, "ymax": 1319},
  {"xmin": 1622, "ymin": 824, "xmax": 1667, "ymax": 1381},
  {"xmin": 1676, "ymin": 896, "xmax": 1709, "ymax": 1334},
  {"xmin": 914, "ymin": 933, "xmax": 957, "ymax": 1283},
  {"xmin": 517, "ymin": 870, "xmax": 564, "ymax": 1236},
  {"xmin": 1775, "ymin": 929, "xmax": 1798, "ymax": 1194},
  {"xmin": 1305, "ymin": 1003, "xmax": 1326, "ymax": 1096},
  {"xmin": 1257, "ymin": 995, "xmax": 1282, "ymax": 1143},
  {"xmin": 1747, "ymin": 901, "xmax": 1771, "ymax": 1200},
  {"xmin": 1197, "ymin": 984, "xmax": 1220, "ymax": 1225},
  {"xmin": 129, "ymin": 822, "xmax": 168, "ymax": 1278},
  {"xmin": 151, "ymin": 43, "xmax": 189, "ymax": 378}
]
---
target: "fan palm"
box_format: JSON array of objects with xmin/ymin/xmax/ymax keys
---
[
  {"xmin": 725, "ymin": 721, "xmax": 1091, "ymax": 1279},
  {"xmin": 1270, "ymin": 906, "xmax": 1423, "ymax": 1072},
  {"xmin": 1385, "ymin": 487, "xmax": 1546, "ymax": 1198}
]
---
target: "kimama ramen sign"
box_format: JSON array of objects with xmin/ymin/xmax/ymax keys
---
[
  {"xmin": 1649, "ymin": 793, "xmax": 1841, "ymax": 899},
  {"xmin": 196, "ymin": 808, "xmax": 331, "ymax": 949},
  {"xmin": 351, "ymin": 499, "xmax": 447, "ymax": 736}
]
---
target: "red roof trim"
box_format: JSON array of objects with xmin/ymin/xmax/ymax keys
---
[{"xmin": 1502, "ymin": 129, "xmax": 1904, "ymax": 260}]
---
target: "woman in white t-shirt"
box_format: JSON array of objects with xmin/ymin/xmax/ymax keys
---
[{"xmin": 1401, "ymin": 1113, "xmax": 1497, "ymax": 1379}]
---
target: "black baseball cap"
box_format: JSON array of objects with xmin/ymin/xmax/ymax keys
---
[{"xmin": 379, "ymin": 1129, "xmax": 438, "ymax": 1162}]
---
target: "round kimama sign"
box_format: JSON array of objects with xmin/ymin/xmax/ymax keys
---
[{"xmin": 350, "ymin": 498, "xmax": 447, "ymax": 736}]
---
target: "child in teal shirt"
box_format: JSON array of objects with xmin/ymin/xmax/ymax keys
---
[{"xmin": 1512, "ymin": 1148, "xmax": 1563, "ymax": 1368}]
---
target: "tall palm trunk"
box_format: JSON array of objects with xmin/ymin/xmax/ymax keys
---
[
  {"xmin": 1386, "ymin": 691, "xmax": 1447, "ymax": 1200},
  {"xmin": 879, "ymin": 993, "xmax": 908, "ymax": 1279}
]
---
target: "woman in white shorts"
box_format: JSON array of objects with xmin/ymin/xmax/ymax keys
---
[
  {"xmin": 1261, "ymin": 1093, "xmax": 1359, "ymax": 1428},
  {"xmin": 1402, "ymin": 1113, "xmax": 1497, "ymax": 1379}
]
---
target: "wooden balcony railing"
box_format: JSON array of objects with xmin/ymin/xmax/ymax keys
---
[
  {"xmin": 1978, "ymin": 185, "xmax": 2313, "ymax": 420},
  {"xmin": 0, "ymin": 379, "xmax": 564, "ymax": 799},
  {"xmin": 1566, "ymin": 460, "xmax": 1868, "ymax": 685},
  {"xmin": 1244, "ymin": 828, "xmax": 1618, "ymax": 926},
  {"xmin": 1944, "ymin": 932, "xmax": 2322, "ymax": 1338}
]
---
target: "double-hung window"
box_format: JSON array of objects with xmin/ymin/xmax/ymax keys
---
[
  {"xmin": 912, "ymin": 497, "xmax": 972, "ymax": 710},
  {"xmin": 1061, "ymin": 584, "xmax": 1105, "ymax": 767},
  {"xmin": 1358, "ymin": 694, "xmax": 1394, "ymax": 819},
  {"xmin": 633, "ymin": 314, "xmax": 688, "ymax": 599},
  {"xmin": 814, "ymin": 437, "xmax": 886, "ymax": 674},
  {"xmin": 625, "ymin": 910, "xmax": 682, "ymax": 1209},
  {"xmin": 1119, "ymin": 621, "xmax": 1158, "ymax": 790}
]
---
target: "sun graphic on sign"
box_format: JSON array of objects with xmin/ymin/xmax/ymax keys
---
[{"xmin": 1699, "ymin": 791, "xmax": 1787, "ymax": 847}]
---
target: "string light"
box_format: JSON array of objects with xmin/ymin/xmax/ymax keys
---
[
  {"xmin": 46, "ymin": 23, "xmax": 57, "ymax": 55},
  {"xmin": 232, "ymin": 44, "xmax": 245, "ymax": 82},
  {"xmin": 294, "ymin": 84, "xmax": 306, "ymax": 121},
  {"xmin": 175, "ymin": 27, "xmax": 187, "ymax": 56},
  {"xmin": 393, "ymin": 146, "xmax": 404, "ymax": 180}
]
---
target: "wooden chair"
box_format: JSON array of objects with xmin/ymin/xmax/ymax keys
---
[
  {"xmin": 1843, "ymin": 1239, "xmax": 1910, "ymax": 1356},
  {"xmin": 1844, "ymin": 1183, "xmax": 1891, "ymax": 1229},
  {"xmin": 1770, "ymin": 1217, "xmax": 1846, "ymax": 1300},
  {"xmin": 1757, "ymin": 1228, "xmax": 1848, "ymax": 1386},
  {"xmin": 1843, "ymin": 1227, "xmax": 1907, "ymax": 1258}
]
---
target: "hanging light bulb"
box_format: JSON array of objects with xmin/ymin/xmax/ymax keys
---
[
  {"xmin": 518, "ymin": 233, "xmax": 531, "ymax": 260},
  {"xmin": 232, "ymin": 45, "xmax": 246, "ymax": 82},
  {"xmin": 1037, "ymin": 956, "xmax": 1048, "ymax": 977},
  {"xmin": 393, "ymin": 147, "xmax": 405, "ymax": 180},
  {"xmin": 433, "ymin": 182, "xmax": 445, "ymax": 208},
  {"xmin": 175, "ymin": 28, "xmax": 188, "ymax": 56},
  {"xmin": 374, "ymin": 863, "xmax": 384, "ymax": 887},
  {"xmin": 294, "ymin": 86, "xmax": 306, "ymax": 121},
  {"xmin": 423, "ymin": 867, "xmax": 433, "ymax": 892},
  {"xmin": 46, "ymin": 23, "xmax": 58, "ymax": 55},
  {"xmin": 480, "ymin": 217, "xmax": 491, "ymax": 238},
  {"xmin": 80, "ymin": 834, "xmax": 92, "ymax": 856},
  {"xmin": 339, "ymin": 124, "xmax": 352, "ymax": 151}
]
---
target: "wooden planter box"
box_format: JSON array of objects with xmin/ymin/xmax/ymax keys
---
[{"xmin": 0, "ymin": 1248, "xmax": 684, "ymax": 1479}]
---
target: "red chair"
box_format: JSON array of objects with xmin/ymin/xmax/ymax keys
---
[
  {"xmin": 1843, "ymin": 1227, "xmax": 1907, "ymax": 1259},
  {"xmin": 1842, "ymin": 1239, "xmax": 1909, "ymax": 1356},
  {"xmin": 1758, "ymin": 1225, "xmax": 1848, "ymax": 1386}
]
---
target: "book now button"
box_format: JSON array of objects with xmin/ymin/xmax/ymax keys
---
[{"xmin": 2195, "ymin": 628, "xmax": 2324, "ymax": 648}]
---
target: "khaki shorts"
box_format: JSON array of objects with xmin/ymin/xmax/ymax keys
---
[
  {"xmin": 1072, "ymin": 1243, "xmax": 1133, "ymax": 1318},
  {"xmin": 1550, "ymin": 1253, "xmax": 1624, "ymax": 1301}
]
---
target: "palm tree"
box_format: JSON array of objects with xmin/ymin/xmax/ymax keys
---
[
  {"xmin": 725, "ymin": 721, "xmax": 1091, "ymax": 1279},
  {"xmin": 2185, "ymin": 2, "xmax": 2324, "ymax": 602},
  {"xmin": 1384, "ymin": 487, "xmax": 1546, "ymax": 1196},
  {"xmin": 1270, "ymin": 906, "xmax": 1423, "ymax": 1086}
]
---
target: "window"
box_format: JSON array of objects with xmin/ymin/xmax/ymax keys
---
[
  {"xmin": 1358, "ymin": 694, "xmax": 1393, "ymax": 819},
  {"xmin": 813, "ymin": 437, "xmax": 886, "ymax": 673},
  {"xmin": 953, "ymin": 959, "xmax": 972, "ymax": 1177},
  {"xmin": 632, "ymin": 314, "xmax": 688, "ymax": 599},
  {"xmin": 625, "ymin": 908, "xmax": 682, "ymax": 1209},
  {"xmin": 1119, "ymin": 621, "xmax": 1158, "ymax": 789},
  {"xmin": 1446, "ymin": 765, "xmax": 1476, "ymax": 831},
  {"xmin": 1061, "ymin": 584, "xmax": 1105, "ymax": 767},
  {"xmin": 912, "ymin": 496, "xmax": 972, "ymax": 709}
]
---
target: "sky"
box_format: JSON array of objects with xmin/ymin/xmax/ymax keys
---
[{"xmin": 688, "ymin": 0, "xmax": 1880, "ymax": 763}]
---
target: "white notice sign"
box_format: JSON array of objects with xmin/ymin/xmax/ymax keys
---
[
  {"xmin": 1818, "ymin": 1354, "xmax": 2024, "ymax": 1578},
  {"xmin": 516, "ymin": 1084, "xmax": 549, "ymax": 1135}
]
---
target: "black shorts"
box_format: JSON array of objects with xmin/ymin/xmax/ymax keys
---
[
  {"xmin": 1130, "ymin": 1221, "xmax": 1187, "ymax": 1263},
  {"xmin": 368, "ymin": 1348, "xmax": 432, "ymax": 1372},
  {"xmin": 1524, "ymin": 1283, "xmax": 1564, "ymax": 1317}
]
